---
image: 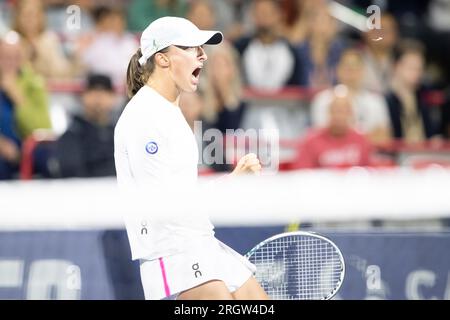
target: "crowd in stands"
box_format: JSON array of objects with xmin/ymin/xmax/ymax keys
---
[{"xmin": 1, "ymin": 0, "xmax": 450, "ymax": 180}]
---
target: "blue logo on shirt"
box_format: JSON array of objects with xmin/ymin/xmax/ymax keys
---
[{"xmin": 145, "ymin": 141, "xmax": 158, "ymax": 154}]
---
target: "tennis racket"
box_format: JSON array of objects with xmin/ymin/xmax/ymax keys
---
[{"xmin": 245, "ymin": 231, "xmax": 345, "ymax": 300}]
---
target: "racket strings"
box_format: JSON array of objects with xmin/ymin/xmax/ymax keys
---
[{"xmin": 249, "ymin": 236, "xmax": 343, "ymax": 300}]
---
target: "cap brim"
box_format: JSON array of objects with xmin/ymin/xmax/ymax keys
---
[
  {"xmin": 204, "ymin": 31, "xmax": 223, "ymax": 45},
  {"xmin": 173, "ymin": 30, "xmax": 223, "ymax": 47}
]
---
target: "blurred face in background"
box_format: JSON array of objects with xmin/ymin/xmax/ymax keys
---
[
  {"xmin": 108, "ymin": 11, "xmax": 126, "ymax": 35},
  {"xmin": 328, "ymin": 95, "xmax": 354, "ymax": 136},
  {"xmin": 82, "ymin": 89, "xmax": 116, "ymax": 125},
  {"xmin": 14, "ymin": 0, "xmax": 46, "ymax": 39},
  {"xmin": 187, "ymin": 1, "xmax": 216, "ymax": 30},
  {"xmin": 336, "ymin": 51, "xmax": 365, "ymax": 90},
  {"xmin": 365, "ymin": 14, "xmax": 398, "ymax": 52},
  {"xmin": 98, "ymin": 10, "xmax": 126, "ymax": 35},
  {"xmin": 395, "ymin": 52, "xmax": 424, "ymax": 89},
  {"xmin": 252, "ymin": 0, "xmax": 281, "ymax": 38}
]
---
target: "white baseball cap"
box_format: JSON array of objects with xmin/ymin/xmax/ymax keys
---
[{"xmin": 138, "ymin": 16, "xmax": 223, "ymax": 66}]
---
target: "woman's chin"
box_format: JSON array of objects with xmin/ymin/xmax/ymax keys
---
[{"xmin": 182, "ymin": 84, "xmax": 198, "ymax": 93}]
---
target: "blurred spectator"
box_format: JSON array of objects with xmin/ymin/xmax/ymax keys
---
[
  {"xmin": 234, "ymin": 0, "xmax": 301, "ymax": 90},
  {"xmin": 190, "ymin": 42, "xmax": 245, "ymax": 173},
  {"xmin": 201, "ymin": 42, "xmax": 245, "ymax": 133},
  {"xmin": 280, "ymin": 0, "xmax": 326, "ymax": 45},
  {"xmin": 127, "ymin": 0, "xmax": 188, "ymax": 32},
  {"xmin": 12, "ymin": 0, "xmax": 80, "ymax": 80},
  {"xmin": 186, "ymin": 0, "xmax": 216, "ymax": 31},
  {"xmin": 0, "ymin": 33, "xmax": 21, "ymax": 180},
  {"xmin": 78, "ymin": 6, "xmax": 138, "ymax": 86},
  {"xmin": 296, "ymin": 3, "xmax": 345, "ymax": 87},
  {"xmin": 361, "ymin": 13, "xmax": 399, "ymax": 94},
  {"xmin": 42, "ymin": 74, "xmax": 118, "ymax": 178},
  {"xmin": 294, "ymin": 94, "xmax": 373, "ymax": 169},
  {"xmin": 0, "ymin": 30, "xmax": 51, "ymax": 141},
  {"xmin": 235, "ymin": 0, "xmax": 304, "ymax": 139},
  {"xmin": 385, "ymin": 40, "xmax": 437, "ymax": 144},
  {"xmin": 311, "ymin": 49, "xmax": 391, "ymax": 145},
  {"xmin": 0, "ymin": 30, "xmax": 52, "ymax": 179},
  {"xmin": 186, "ymin": 0, "xmax": 242, "ymax": 42}
]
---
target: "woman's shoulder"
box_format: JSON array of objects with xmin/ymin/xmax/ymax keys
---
[
  {"xmin": 119, "ymin": 89, "xmax": 172, "ymax": 126},
  {"xmin": 127, "ymin": 86, "xmax": 168, "ymax": 112},
  {"xmin": 115, "ymin": 101, "xmax": 165, "ymax": 140}
]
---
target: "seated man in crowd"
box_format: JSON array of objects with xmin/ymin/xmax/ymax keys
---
[
  {"xmin": 311, "ymin": 48, "xmax": 391, "ymax": 145},
  {"xmin": 39, "ymin": 74, "xmax": 118, "ymax": 178},
  {"xmin": 293, "ymin": 92, "xmax": 373, "ymax": 169}
]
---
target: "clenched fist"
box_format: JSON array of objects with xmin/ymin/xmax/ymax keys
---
[{"xmin": 230, "ymin": 153, "xmax": 262, "ymax": 176}]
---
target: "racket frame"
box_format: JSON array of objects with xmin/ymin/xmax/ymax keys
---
[{"xmin": 245, "ymin": 230, "xmax": 346, "ymax": 300}]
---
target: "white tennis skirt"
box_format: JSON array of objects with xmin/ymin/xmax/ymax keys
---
[{"xmin": 139, "ymin": 236, "xmax": 256, "ymax": 300}]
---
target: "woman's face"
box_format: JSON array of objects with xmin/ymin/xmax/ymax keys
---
[
  {"xmin": 166, "ymin": 45, "xmax": 207, "ymax": 93},
  {"xmin": 337, "ymin": 52, "xmax": 365, "ymax": 89},
  {"xmin": 396, "ymin": 52, "xmax": 424, "ymax": 89}
]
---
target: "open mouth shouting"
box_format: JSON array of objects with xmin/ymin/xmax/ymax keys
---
[{"xmin": 191, "ymin": 65, "xmax": 203, "ymax": 85}]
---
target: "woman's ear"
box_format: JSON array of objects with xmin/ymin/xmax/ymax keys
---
[{"xmin": 155, "ymin": 52, "xmax": 170, "ymax": 68}]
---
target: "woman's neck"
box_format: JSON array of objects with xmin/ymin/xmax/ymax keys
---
[{"xmin": 146, "ymin": 74, "xmax": 180, "ymax": 106}]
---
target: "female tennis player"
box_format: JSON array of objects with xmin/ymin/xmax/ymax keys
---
[{"xmin": 114, "ymin": 16, "xmax": 269, "ymax": 300}]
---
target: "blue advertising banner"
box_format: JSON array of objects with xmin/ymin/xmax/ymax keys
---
[{"xmin": 0, "ymin": 227, "xmax": 449, "ymax": 300}]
